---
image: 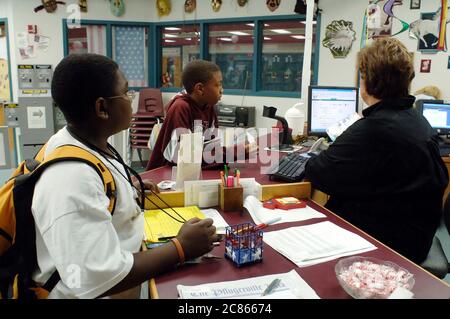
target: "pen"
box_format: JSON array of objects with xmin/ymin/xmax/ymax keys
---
[
  {"xmin": 254, "ymin": 216, "xmax": 282, "ymax": 230},
  {"xmin": 261, "ymin": 278, "xmax": 281, "ymax": 296},
  {"xmin": 157, "ymin": 236, "xmax": 175, "ymax": 241},
  {"xmin": 220, "ymin": 171, "xmax": 224, "ymax": 186},
  {"xmin": 224, "ymin": 164, "xmax": 228, "ymax": 183}
]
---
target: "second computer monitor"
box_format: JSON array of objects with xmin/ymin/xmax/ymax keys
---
[
  {"xmin": 422, "ymin": 102, "xmax": 450, "ymax": 135},
  {"xmin": 307, "ymin": 86, "xmax": 359, "ymax": 137}
]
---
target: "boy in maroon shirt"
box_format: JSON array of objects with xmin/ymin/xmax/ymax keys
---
[{"xmin": 146, "ymin": 60, "xmax": 223, "ymax": 170}]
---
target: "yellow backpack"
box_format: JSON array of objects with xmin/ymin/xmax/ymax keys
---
[{"xmin": 0, "ymin": 144, "xmax": 117, "ymax": 299}]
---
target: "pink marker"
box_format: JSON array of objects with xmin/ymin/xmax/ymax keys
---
[{"xmin": 226, "ymin": 176, "xmax": 234, "ymax": 187}]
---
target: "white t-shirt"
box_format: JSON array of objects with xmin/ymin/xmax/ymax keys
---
[{"xmin": 31, "ymin": 127, "xmax": 143, "ymax": 298}]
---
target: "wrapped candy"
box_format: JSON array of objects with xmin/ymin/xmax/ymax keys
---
[{"xmin": 336, "ymin": 257, "xmax": 414, "ymax": 299}]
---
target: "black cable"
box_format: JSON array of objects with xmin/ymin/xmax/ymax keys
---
[
  {"xmin": 98, "ymin": 146, "xmax": 187, "ymax": 224},
  {"xmin": 66, "ymin": 127, "xmax": 186, "ymax": 224}
]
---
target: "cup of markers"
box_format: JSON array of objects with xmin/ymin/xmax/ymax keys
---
[
  {"xmin": 220, "ymin": 165, "xmax": 240, "ymax": 188},
  {"xmin": 219, "ymin": 165, "xmax": 243, "ymax": 212}
]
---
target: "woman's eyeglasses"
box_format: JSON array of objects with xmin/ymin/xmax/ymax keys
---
[{"xmin": 105, "ymin": 90, "xmax": 136, "ymax": 102}]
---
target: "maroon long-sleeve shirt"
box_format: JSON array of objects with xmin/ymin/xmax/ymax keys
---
[{"xmin": 146, "ymin": 93, "xmax": 218, "ymax": 170}]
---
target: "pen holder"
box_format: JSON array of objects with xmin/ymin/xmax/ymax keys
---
[
  {"xmin": 224, "ymin": 222, "xmax": 263, "ymax": 267},
  {"xmin": 218, "ymin": 184, "xmax": 243, "ymax": 212}
]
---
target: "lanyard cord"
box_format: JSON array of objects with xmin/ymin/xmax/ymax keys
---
[{"xmin": 66, "ymin": 127, "xmax": 186, "ymax": 223}]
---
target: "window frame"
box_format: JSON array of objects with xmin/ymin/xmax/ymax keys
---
[
  {"xmin": 62, "ymin": 14, "xmax": 321, "ymax": 98},
  {"xmin": 62, "ymin": 19, "xmax": 153, "ymax": 91},
  {"xmin": 155, "ymin": 14, "xmax": 321, "ymax": 98}
]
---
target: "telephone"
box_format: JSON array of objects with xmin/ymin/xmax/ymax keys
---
[{"xmin": 308, "ymin": 137, "xmax": 329, "ymax": 155}]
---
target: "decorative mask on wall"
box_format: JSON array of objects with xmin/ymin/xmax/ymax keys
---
[
  {"xmin": 266, "ymin": 0, "xmax": 280, "ymax": 12},
  {"xmin": 79, "ymin": 0, "xmax": 87, "ymax": 13},
  {"xmin": 322, "ymin": 20, "xmax": 356, "ymax": 58},
  {"xmin": 34, "ymin": 0, "xmax": 66, "ymax": 13},
  {"xmin": 157, "ymin": 0, "xmax": 171, "ymax": 16},
  {"xmin": 185, "ymin": 0, "xmax": 196, "ymax": 13},
  {"xmin": 109, "ymin": 0, "xmax": 125, "ymax": 17},
  {"xmin": 212, "ymin": 0, "xmax": 222, "ymax": 12},
  {"xmin": 237, "ymin": 0, "xmax": 248, "ymax": 7}
]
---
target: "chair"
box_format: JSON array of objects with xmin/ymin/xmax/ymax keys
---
[
  {"xmin": 136, "ymin": 88, "xmax": 164, "ymax": 117},
  {"xmin": 419, "ymin": 195, "xmax": 450, "ymax": 279},
  {"xmin": 129, "ymin": 88, "xmax": 164, "ymax": 167}
]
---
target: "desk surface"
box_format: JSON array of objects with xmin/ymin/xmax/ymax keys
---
[{"xmin": 140, "ymin": 163, "xmax": 450, "ymax": 299}]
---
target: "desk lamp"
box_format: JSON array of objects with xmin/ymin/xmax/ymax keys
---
[{"xmin": 263, "ymin": 105, "xmax": 293, "ymax": 151}]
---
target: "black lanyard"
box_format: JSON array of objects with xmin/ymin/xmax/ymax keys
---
[
  {"xmin": 66, "ymin": 126, "xmax": 145, "ymax": 209},
  {"xmin": 65, "ymin": 127, "xmax": 186, "ymax": 223}
]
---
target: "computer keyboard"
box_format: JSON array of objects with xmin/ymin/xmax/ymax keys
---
[
  {"xmin": 269, "ymin": 152, "xmax": 309, "ymax": 182},
  {"xmin": 440, "ymin": 147, "xmax": 450, "ymax": 157}
]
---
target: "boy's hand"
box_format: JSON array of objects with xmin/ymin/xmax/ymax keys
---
[
  {"xmin": 176, "ymin": 218, "xmax": 220, "ymax": 260},
  {"xmin": 133, "ymin": 179, "xmax": 159, "ymax": 194}
]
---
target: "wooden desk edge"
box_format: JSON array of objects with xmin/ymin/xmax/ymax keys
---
[
  {"xmin": 309, "ymin": 199, "xmax": 450, "ymax": 287},
  {"xmin": 141, "ymin": 242, "xmax": 160, "ymax": 299}
]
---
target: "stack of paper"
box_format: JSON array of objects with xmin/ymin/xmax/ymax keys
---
[
  {"xmin": 144, "ymin": 206, "xmax": 205, "ymax": 243},
  {"xmin": 244, "ymin": 195, "xmax": 326, "ymax": 225},
  {"xmin": 177, "ymin": 269, "xmax": 320, "ymax": 299},
  {"xmin": 264, "ymin": 221, "xmax": 377, "ymax": 267},
  {"xmin": 144, "ymin": 206, "xmax": 230, "ymax": 246}
]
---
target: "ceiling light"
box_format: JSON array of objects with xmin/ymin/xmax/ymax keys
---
[
  {"xmin": 271, "ymin": 29, "xmax": 292, "ymax": 34},
  {"xmin": 164, "ymin": 39, "xmax": 176, "ymax": 43},
  {"xmin": 264, "ymin": 37, "xmax": 272, "ymax": 40},
  {"xmin": 246, "ymin": 23, "xmax": 269, "ymax": 27},
  {"xmin": 164, "ymin": 34, "xmax": 178, "ymax": 38},
  {"xmin": 165, "ymin": 27, "xmax": 181, "ymax": 31},
  {"xmin": 228, "ymin": 31, "xmax": 250, "ymax": 36},
  {"xmin": 219, "ymin": 37, "xmax": 232, "ymax": 42},
  {"xmin": 291, "ymin": 35, "xmax": 305, "ymax": 39}
]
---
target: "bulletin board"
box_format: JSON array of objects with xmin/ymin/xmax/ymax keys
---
[{"xmin": 0, "ymin": 59, "xmax": 11, "ymax": 102}]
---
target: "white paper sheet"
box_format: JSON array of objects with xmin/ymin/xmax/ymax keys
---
[
  {"xmin": 27, "ymin": 106, "xmax": 46, "ymax": 129},
  {"xmin": 264, "ymin": 221, "xmax": 377, "ymax": 267},
  {"xmin": 184, "ymin": 179, "xmax": 221, "ymax": 207},
  {"xmin": 200, "ymin": 208, "xmax": 229, "ymax": 234},
  {"xmin": 184, "ymin": 178, "xmax": 260, "ymax": 207},
  {"xmin": 244, "ymin": 195, "xmax": 326, "ymax": 225},
  {"xmin": 176, "ymin": 132, "xmax": 203, "ymax": 190},
  {"xmin": 177, "ymin": 269, "xmax": 320, "ymax": 299},
  {"xmin": 0, "ymin": 131, "xmax": 6, "ymax": 166}
]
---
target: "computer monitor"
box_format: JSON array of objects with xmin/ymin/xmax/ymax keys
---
[
  {"xmin": 422, "ymin": 101, "xmax": 450, "ymax": 135},
  {"xmin": 307, "ymin": 86, "xmax": 359, "ymax": 137}
]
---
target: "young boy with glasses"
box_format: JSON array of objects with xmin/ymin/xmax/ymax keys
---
[{"xmin": 31, "ymin": 54, "xmax": 219, "ymax": 298}]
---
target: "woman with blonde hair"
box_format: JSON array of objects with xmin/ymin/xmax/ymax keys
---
[{"xmin": 305, "ymin": 38, "xmax": 448, "ymax": 263}]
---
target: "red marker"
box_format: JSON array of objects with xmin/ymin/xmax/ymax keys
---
[{"xmin": 253, "ymin": 217, "xmax": 282, "ymax": 230}]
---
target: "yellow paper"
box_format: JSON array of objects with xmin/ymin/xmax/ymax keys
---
[{"xmin": 144, "ymin": 206, "xmax": 205, "ymax": 243}]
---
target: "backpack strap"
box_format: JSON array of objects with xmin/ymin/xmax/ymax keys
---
[
  {"xmin": 41, "ymin": 271, "xmax": 61, "ymax": 295},
  {"xmin": 27, "ymin": 144, "xmax": 118, "ymax": 296},
  {"xmin": 34, "ymin": 144, "xmax": 117, "ymax": 214}
]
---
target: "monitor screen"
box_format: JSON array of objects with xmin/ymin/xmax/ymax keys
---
[
  {"xmin": 307, "ymin": 86, "xmax": 359, "ymax": 137},
  {"xmin": 422, "ymin": 102, "xmax": 450, "ymax": 134}
]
